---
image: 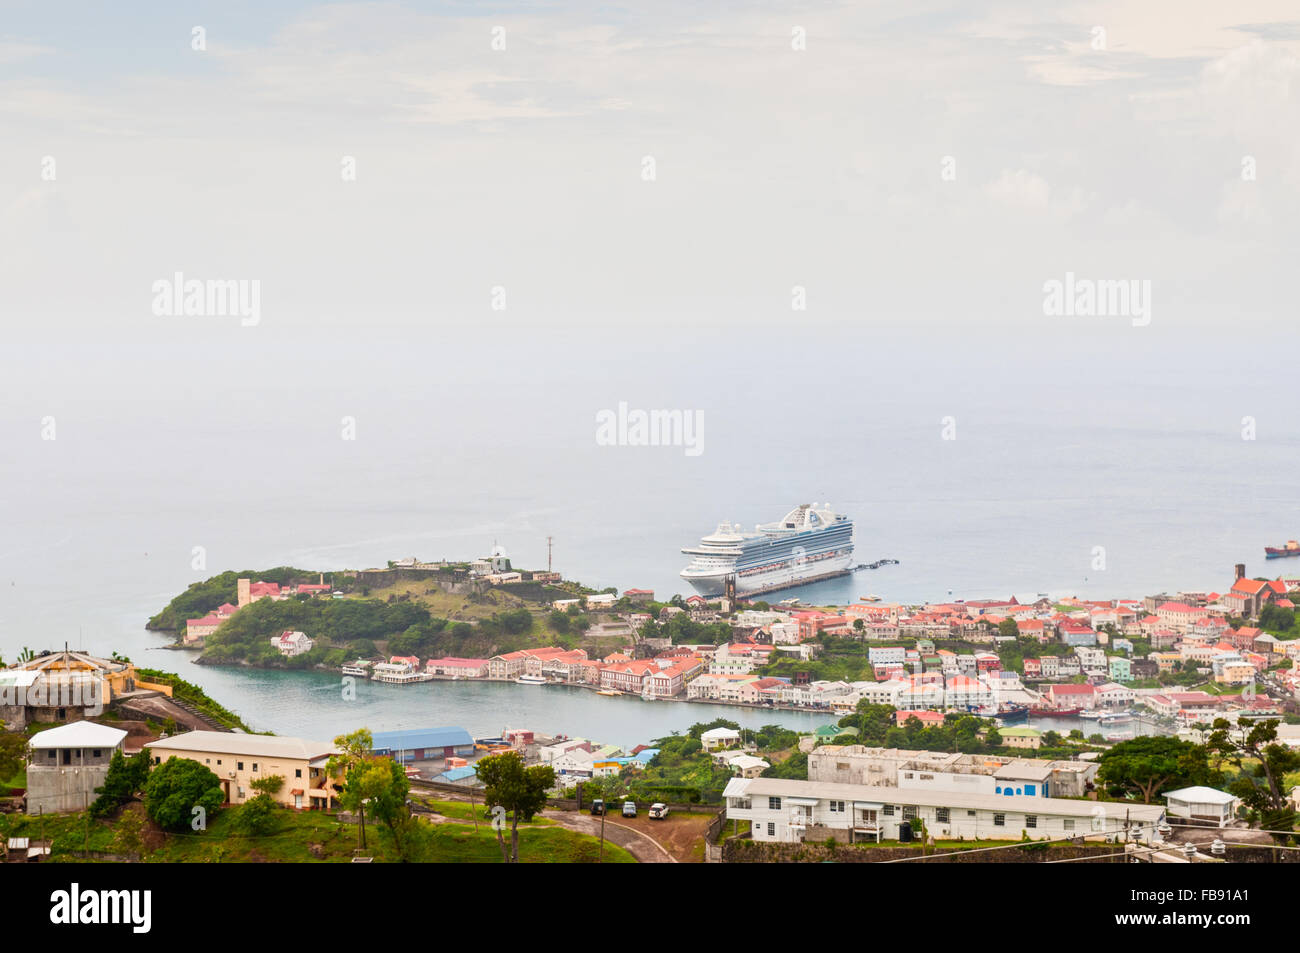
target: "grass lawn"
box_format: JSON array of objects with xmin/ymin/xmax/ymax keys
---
[
  {"xmin": 358, "ymin": 579, "xmax": 536, "ymax": 622},
  {"xmin": 416, "ymin": 797, "xmax": 555, "ymax": 826},
  {"xmin": 717, "ymin": 819, "xmax": 750, "ymax": 843},
  {"xmin": 2, "ymin": 804, "xmax": 632, "ymax": 863}
]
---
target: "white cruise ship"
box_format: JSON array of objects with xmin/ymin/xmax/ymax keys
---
[{"xmin": 680, "ymin": 503, "xmax": 855, "ymax": 597}]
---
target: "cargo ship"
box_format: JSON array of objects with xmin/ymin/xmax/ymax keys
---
[{"xmin": 1265, "ymin": 540, "xmax": 1300, "ymax": 559}]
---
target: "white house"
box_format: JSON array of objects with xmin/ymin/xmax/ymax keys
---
[
  {"xmin": 700, "ymin": 727, "xmax": 741, "ymax": 751},
  {"xmin": 724, "ymin": 776, "xmax": 1165, "ymax": 844},
  {"xmin": 1164, "ymin": 786, "xmax": 1241, "ymax": 828},
  {"xmin": 726, "ymin": 754, "xmax": 770, "ymax": 778},
  {"xmin": 270, "ymin": 630, "xmax": 314, "ymax": 657}
]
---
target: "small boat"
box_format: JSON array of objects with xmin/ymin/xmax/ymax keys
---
[
  {"xmin": 596, "ymin": 689, "xmax": 622, "ymax": 696},
  {"xmin": 341, "ymin": 664, "xmax": 368, "ymax": 677},
  {"xmin": 1078, "ymin": 710, "xmax": 1102, "ymax": 719},
  {"xmin": 861, "ymin": 594, "xmax": 882, "ymax": 602},
  {"xmin": 515, "ymin": 675, "xmax": 547, "ymax": 685},
  {"xmin": 995, "ymin": 704, "xmax": 1029, "ymax": 723},
  {"xmin": 1099, "ymin": 711, "xmax": 1133, "ymax": 724}
]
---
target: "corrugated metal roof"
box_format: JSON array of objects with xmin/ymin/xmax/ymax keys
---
[{"xmin": 370, "ymin": 727, "xmax": 474, "ymax": 751}]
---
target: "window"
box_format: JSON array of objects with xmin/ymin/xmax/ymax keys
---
[
  {"xmin": 1063, "ymin": 819, "xmax": 1075, "ymax": 831},
  {"xmin": 295, "ymin": 768, "xmax": 302, "ymax": 778},
  {"xmin": 829, "ymin": 800, "xmax": 845, "ymax": 813},
  {"xmin": 1024, "ymin": 784, "xmax": 1036, "ymax": 796},
  {"xmin": 252, "ymin": 763, "xmax": 259, "ymax": 772},
  {"xmin": 836, "ymin": 762, "xmax": 849, "ymax": 771},
  {"xmin": 217, "ymin": 760, "xmax": 222, "ymax": 766},
  {"xmin": 767, "ymin": 823, "xmax": 775, "ymax": 837},
  {"xmin": 237, "ymin": 762, "xmax": 244, "ymax": 771},
  {"xmin": 902, "ymin": 806, "xmax": 917, "ymax": 820},
  {"xmin": 205, "ymin": 759, "xmax": 210, "ymax": 764},
  {"xmin": 883, "ymin": 805, "xmax": 895, "ymax": 816},
  {"xmin": 93, "ymin": 750, "xmax": 101, "ymax": 758},
  {"xmin": 936, "ymin": 807, "xmax": 950, "ymax": 823},
  {"xmin": 967, "ymin": 810, "xmax": 976, "ymax": 817},
  {"xmin": 994, "ymin": 813, "xmax": 1006, "ymax": 827},
  {"xmin": 1026, "ymin": 815, "xmax": 1038, "ymax": 828},
  {"xmin": 768, "ymin": 797, "xmax": 782, "ymax": 810}
]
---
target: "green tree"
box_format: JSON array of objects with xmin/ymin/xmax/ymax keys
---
[
  {"xmin": 90, "ymin": 749, "xmax": 152, "ymax": 818},
  {"xmin": 1206, "ymin": 718, "xmax": 1300, "ymax": 839},
  {"xmin": 249, "ymin": 774, "xmax": 285, "ymax": 798},
  {"xmin": 998, "ymin": 618, "xmax": 1019, "ymax": 640},
  {"xmin": 329, "ymin": 728, "xmax": 375, "ymax": 848},
  {"xmin": 144, "ymin": 758, "xmax": 224, "ymax": 831},
  {"xmin": 1097, "ymin": 736, "xmax": 1221, "ymax": 804},
  {"xmin": 364, "ymin": 758, "xmax": 426, "ymax": 861},
  {"xmin": 231, "ymin": 793, "xmax": 280, "ymax": 836},
  {"xmin": 475, "ymin": 751, "xmax": 556, "ymax": 863},
  {"xmin": 0, "ymin": 732, "xmax": 28, "ymax": 785}
]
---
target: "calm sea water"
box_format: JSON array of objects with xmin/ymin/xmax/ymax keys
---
[{"xmin": 0, "ymin": 323, "xmax": 1293, "ymax": 740}]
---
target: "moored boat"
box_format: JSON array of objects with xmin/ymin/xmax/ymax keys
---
[
  {"xmin": 995, "ymin": 704, "xmax": 1029, "ymax": 723},
  {"xmin": 515, "ymin": 675, "xmax": 547, "ymax": 685},
  {"xmin": 680, "ymin": 502, "xmax": 855, "ymax": 596},
  {"xmin": 1028, "ymin": 706, "xmax": 1082, "ymax": 717},
  {"xmin": 1265, "ymin": 539, "xmax": 1300, "ymax": 559}
]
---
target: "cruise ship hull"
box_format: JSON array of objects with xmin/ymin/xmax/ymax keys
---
[{"xmin": 681, "ymin": 551, "xmax": 855, "ymax": 597}]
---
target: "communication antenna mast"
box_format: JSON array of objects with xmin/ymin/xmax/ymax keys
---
[{"xmin": 547, "ymin": 536, "xmax": 553, "ymax": 573}]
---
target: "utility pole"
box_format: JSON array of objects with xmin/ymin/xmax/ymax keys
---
[
  {"xmin": 547, "ymin": 536, "xmax": 553, "ymax": 573},
  {"xmin": 599, "ymin": 807, "xmax": 606, "ymax": 863}
]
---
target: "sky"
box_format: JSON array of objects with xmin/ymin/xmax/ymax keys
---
[
  {"xmin": 1, "ymin": 0, "xmax": 1296, "ymax": 347},
  {"xmin": 1, "ymin": 2, "xmax": 1299, "ymax": 645}
]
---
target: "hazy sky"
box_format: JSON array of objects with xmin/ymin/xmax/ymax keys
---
[
  {"xmin": 2, "ymin": 2, "xmax": 1300, "ymax": 647},
  {"xmin": 2, "ymin": 0, "xmax": 1296, "ymax": 350}
]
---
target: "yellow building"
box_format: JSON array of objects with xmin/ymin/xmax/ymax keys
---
[
  {"xmin": 144, "ymin": 731, "xmax": 343, "ymax": 809},
  {"xmin": 1151, "ymin": 651, "xmax": 1183, "ymax": 673}
]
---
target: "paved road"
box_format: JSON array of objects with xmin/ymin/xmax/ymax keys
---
[
  {"xmin": 545, "ymin": 811, "xmax": 676, "ymax": 863},
  {"xmin": 410, "ymin": 786, "xmax": 674, "ymax": 863}
]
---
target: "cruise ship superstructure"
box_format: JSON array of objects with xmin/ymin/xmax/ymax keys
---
[{"xmin": 679, "ymin": 503, "xmax": 855, "ymax": 597}]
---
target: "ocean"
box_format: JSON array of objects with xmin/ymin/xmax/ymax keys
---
[{"xmin": 0, "ymin": 320, "xmax": 1294, "ymax": 739}]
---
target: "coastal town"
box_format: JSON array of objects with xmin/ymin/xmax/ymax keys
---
[{"xmin": 3, "ymin": 549, "xmax": 1300, "ymax": 866}]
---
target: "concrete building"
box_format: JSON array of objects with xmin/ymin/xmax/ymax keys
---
[
  {"xmin": 724, "ymin": 776, "xmax": 1165, "ymax": 844},
  {"xmin": 25, "ymin": 721, "xmax": 128, "ymax": 814},
  {"xmin": 808, "ymin": 746, "xmax": 1097, "ymax": 798},
  {"xmin": 144, "ymin": 730, "xmax": 342, "ymax": 809},
  {"xmin": 1, "ymin": 650, "xmax": 149, "ymax": 729}
]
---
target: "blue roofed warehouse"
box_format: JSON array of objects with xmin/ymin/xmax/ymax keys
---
[{"xmin": 370, "ymin": 727, "xmax": 476, "ymax": 762}]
